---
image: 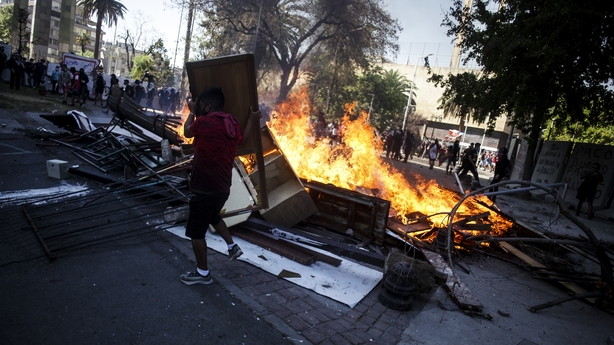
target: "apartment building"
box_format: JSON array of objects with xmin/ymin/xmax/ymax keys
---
[{"xmin": 2, "ymin": 0, "xmax": 96, "ymax": 62}]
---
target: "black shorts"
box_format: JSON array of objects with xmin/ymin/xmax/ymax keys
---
[
  {"xmin": 576, "ymin": 188, "xmax": 596, "ymax": 203},
  {"xmin": 185, "ymin": 192, "xmax": 229, "ymax": 239}
]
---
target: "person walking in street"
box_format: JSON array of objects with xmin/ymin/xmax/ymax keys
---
[
  {"xmin": 50, "ymin": 65, "xmax": 61, "ymax": 94},
  {"xmin": 59, "ymin": 64, "xmax": 72, "ymax": 103},
  {"xmin": 69, "ymin": 67, "xmax": 81, "ymax": 106},
  {"xmin": 134, "ymin": 80, "xmax": 145, "ymax": 104},
  {"xmin": 8, "ymin": 52, "xmax": 24, "ymax": 90},
  {"xmin": 576, "ymin": 162, "xmax": 604, "ymax": 219},
  {"xmin": 392, "ymin": 129, "xmax": 403, "ymax": 160},
  {"xmin": 402, "ymin": 131, "xmax": 415, "ymax": 163},
  {"xmin": 93, "ymin": 73, "xmax": 105, "ymax": 106},
  {"xmin": 457, "ymin": 143, "xmax": 481, "ymax": 186},
  {"xmin": 180, "ymin": 87, "xmax": 261, "ymax": 285},
  {"xmin": 78, "ymin": 68, "xmax": 89, "ymax": 107},
  {"xmin": 32, "ymin": 59, "xmax": 46, "ymax": 89},
  {"xmin": 446, "ymin": 139, "xmax": 460, "ymax": 175},
  {"xmin": 488, "ymin": 147, "xmax": 511, "ymax": 202},
  {"xmin": 124, "ymin": 79, "xmax": 135, "ymax": 99},
  {"xmin": 428, "ymin": 139, "xmax": 440, "ymax": 170},
  {"xmin": 24, "ymin": 58, "xmax": 34, "ymax": 87},
  {"xmin": 145, "ymin": 76, "xmax": 155, "ymax": 110}
]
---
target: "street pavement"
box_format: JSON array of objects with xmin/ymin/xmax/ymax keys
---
[{"xmin": 1, "ymin": 86, "xmax": 613, "ymax": 344}]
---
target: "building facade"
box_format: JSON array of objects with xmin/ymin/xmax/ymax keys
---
[
  {"xmin": 382, "ymin": 62, "xmax": 513, "ymax": 152},
  {"xmin": 4, "ymin": 0, "xmax": 96, "ymax": 62}
]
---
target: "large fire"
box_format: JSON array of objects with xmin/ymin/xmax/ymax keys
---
[{"xmin": 267, "ymin": 88, "xmax": 509, "ymax": 234}]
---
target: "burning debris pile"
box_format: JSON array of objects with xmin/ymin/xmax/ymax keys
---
[
  {"xmin": 268, "ymin": 88, "xmax": 511, "ymax": 238},
  {"xmin": 9, "ymin": 79, "xmax": 611, "ymax": 313}
]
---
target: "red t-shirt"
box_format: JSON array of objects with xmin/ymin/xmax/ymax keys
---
[{"xmin": 189, "ymin": 111, "xmax": 243, "ymax": 193}]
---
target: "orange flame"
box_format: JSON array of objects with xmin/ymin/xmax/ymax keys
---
[{"xmin": 268, "ymin": 88, "xmax": 506, "ymax": 230}]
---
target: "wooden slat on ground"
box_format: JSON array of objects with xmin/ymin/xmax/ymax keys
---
[
  {"xmin": 498, "ymin": 241, "xmax": 597, "ymax": 304},
  {"xmin": 231, "ymin": 226, "xmax": 342, "ymax": 267},
  {"xmin": 421, "ymin": 249, "xmax": 483, "ymax": 312}
]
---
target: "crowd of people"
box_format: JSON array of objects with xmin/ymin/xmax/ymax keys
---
[
  {"xmin": 380, "ymin": 128, "xmax": 515, "ymax": 192},
  {"xmin": 1, "ymin": 50, "xmax": 181, "ymax": 114}
]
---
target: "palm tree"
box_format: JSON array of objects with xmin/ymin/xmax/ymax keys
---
[
  {"xmin": 76, "ymin": 32, "xmax": 91, "ymax": 54},
  {"xmin": 77, "ymin": 0, "xmax": 127, "ymax": 60}
]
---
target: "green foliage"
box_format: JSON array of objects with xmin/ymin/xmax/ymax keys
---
[
  {"xmin": 350, "ymin": 67, "xmax": 413, "ymax": 132},
  {"xmin": 130, "ymin": 54, "xmax": 152, "ymax": 80},
  {"xmin": 432, "ymin": 0, "xmax": 614, "ymax": 146},
  {"xmin": 76, "ymin": 32, "xmax": 91, "ymax": 54},
  {"xmin": 543, "ymin": 116, "xmax": 614, "ymax": 145},
  {"xmin": 196, "ymin": 0, "xmax": 401, "ymax": 104},
  {"xmin": 304, "ymin": 44, "xmax": 359, "ymax": 120},
  {"xmin": 145, "ymin": 39, "xmax": 173, "ymax": 86},
  {"xmin": 77, "ymin": 0, "xmax": 127, "ymax": 59},
  {"xmin": 0, "ymin": 5, "xmax": 12, "ymax": 44},
  {"xmin": 130, "ymin": 40, "xmax": 173, "ymax": 86},
  {"xmin": 15, "ymin": 7, "xmax": 30, "ymax": 55}
]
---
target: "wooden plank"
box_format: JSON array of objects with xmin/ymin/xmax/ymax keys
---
[
  {"xmin": 421, "ymin": 249, "xmax": 483, "ymax": 312},
  {"xmin": 230, "ymin": 227, "xmax": 316, "ymax": 266},
  {"xmin": 499, "ymin": 241, "xmax": 597, "ymax": 304}
]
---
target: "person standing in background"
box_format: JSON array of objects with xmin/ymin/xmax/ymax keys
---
[{"xmin": 576, "ymin": 163, "xmax": 604, "ymax": 219}]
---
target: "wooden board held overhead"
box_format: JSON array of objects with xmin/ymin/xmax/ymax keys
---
[
  {"xmin": 185, "ymin": 54, "xmax": 260, "ymax": 156},
  {"xmin": 185, "ymin": 54, "xmax": 268, "ymax": 210}
]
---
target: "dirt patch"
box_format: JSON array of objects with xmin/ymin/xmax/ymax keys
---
[{"xmin": 0, "ymin": 81, "xmax": 76, "ymax": 113}]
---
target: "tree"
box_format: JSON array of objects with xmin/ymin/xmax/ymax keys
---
[
  {"xmin": 13, "ymin": 6, "xmax": 30, "ymax": 55},
  {"xmin": 76, "ymin": 32, "xmax": 91, "ymax": 54},
  {"xmin": 145, "ymin": 39, "xmax": 173, "ymax": 86},
  {"xmin": 196, "ymin": 0, "xmax": 401, "ymax": 104},
  {"xmin": 77, "ymin": 0, "xmax": 127, "ymax": 60},
  {"xmin": 346, "ymin": 67, "xmax": 414, "ymax": 132},
  {"xmin": 0, "ymin": 5, "xmax": 12, "ymax": 44},
  {"xmin": 430, "ymin": 0, "xmax": 614, "ymax": 180},
  {"xmin": 131, "ymin": 54, "xmax": 153, "ymax": 80}
]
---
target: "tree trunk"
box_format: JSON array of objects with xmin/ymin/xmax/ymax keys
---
[
  {"xmin": 276, "ymin": 67, "xmax": 291, "ymax": 104},
  {"xmin": 94, "ymin": 12, "xmax": 103, "ymax": 60},
  {"xmin": 181, "ymin": 0, "xmax": 194, "ymax": 98}
]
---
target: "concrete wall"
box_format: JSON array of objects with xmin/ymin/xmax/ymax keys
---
[{"xmin": 30, "ymin": 0, "xmax": 51, "ymax": 60}]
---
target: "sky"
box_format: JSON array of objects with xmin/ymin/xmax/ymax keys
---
[{"xmin": 106, "ymin": 0, "xmax": 458, "ymax": 68}]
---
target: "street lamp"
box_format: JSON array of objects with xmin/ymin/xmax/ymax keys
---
[
  {"xmin": 367, "ymin": 93, "xmax": 375, "ymax": 120},
  {"xmin": 402, "ymin": 54, "xmax": 433, "ymax": 133}
]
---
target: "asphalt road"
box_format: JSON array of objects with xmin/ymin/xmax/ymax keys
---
[{"xmin": 0, "ymin": 97, "xmax": 293, "ymax": 344}]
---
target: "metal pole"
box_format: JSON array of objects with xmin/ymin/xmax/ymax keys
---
[
  {"xmin": 173, "ymin": 5, "xmax": 184, "ymax": 69},
  {"xmin": 402, "ymin": 54, "xmax": 432, "ymax": 132},
  {"xmin": 367, "ymin": 93, "xmax": 374, "ymax": 120}
]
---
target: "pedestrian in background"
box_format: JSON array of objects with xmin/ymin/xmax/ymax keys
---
[
  {"xmin": 488, "ymin": 147, "xmax": 511, "ymax": 202},
  {"xmin": 134, "ymin": 80, "xmax": 145, "ymax": 104},
  {"xmin": 32, "ymin": 59, "xmax": 46, "ymax": 89},
  {"xmin": 59, "ymin": 64, "xmax": 72, "ymax": 103},
  {"xmin": 457, "ymin": 142, "xmax": 481, "ymax": 186},
  {"xmin": 93, "ymin": 73, "xmax": 105, "ymax": 106},
  {"xmin": 446, "ymin": 139, "xmax": 460, "ymax": 175},
  {"xmin": 180, "ymin": 87, "xmax": 261, "ymax": 285},
  {"xmin": 24, "ymin": 58, "xmax": 34, "ymax": 87},
  {"xmin": 576, "ymin": 162, "xmax": 604, "ymax": 219},
  {"xmin": 428, "ymin": 139, "xmax": 440, "ymax": 170},
  {"xmin": 78, "ymin": 68, "xmax": 89, "ymax": 107},
  {"xmin": 123, "ymin": 79, "xmax": 135, "ymax": 99},
  {"xmin": 8, "ymin": 52, "xmax": 24, "ymax": 90},
  {"xmin": 50, "ymin": 65, "xmax": 61, "ymax": 93},
  {"xmin": 402, "ymin": 132, "xmax": 415, "ymax": 163},
  {"xmin": 0, "ymin": 46, "xmax": 7, "ymax": 80}
]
